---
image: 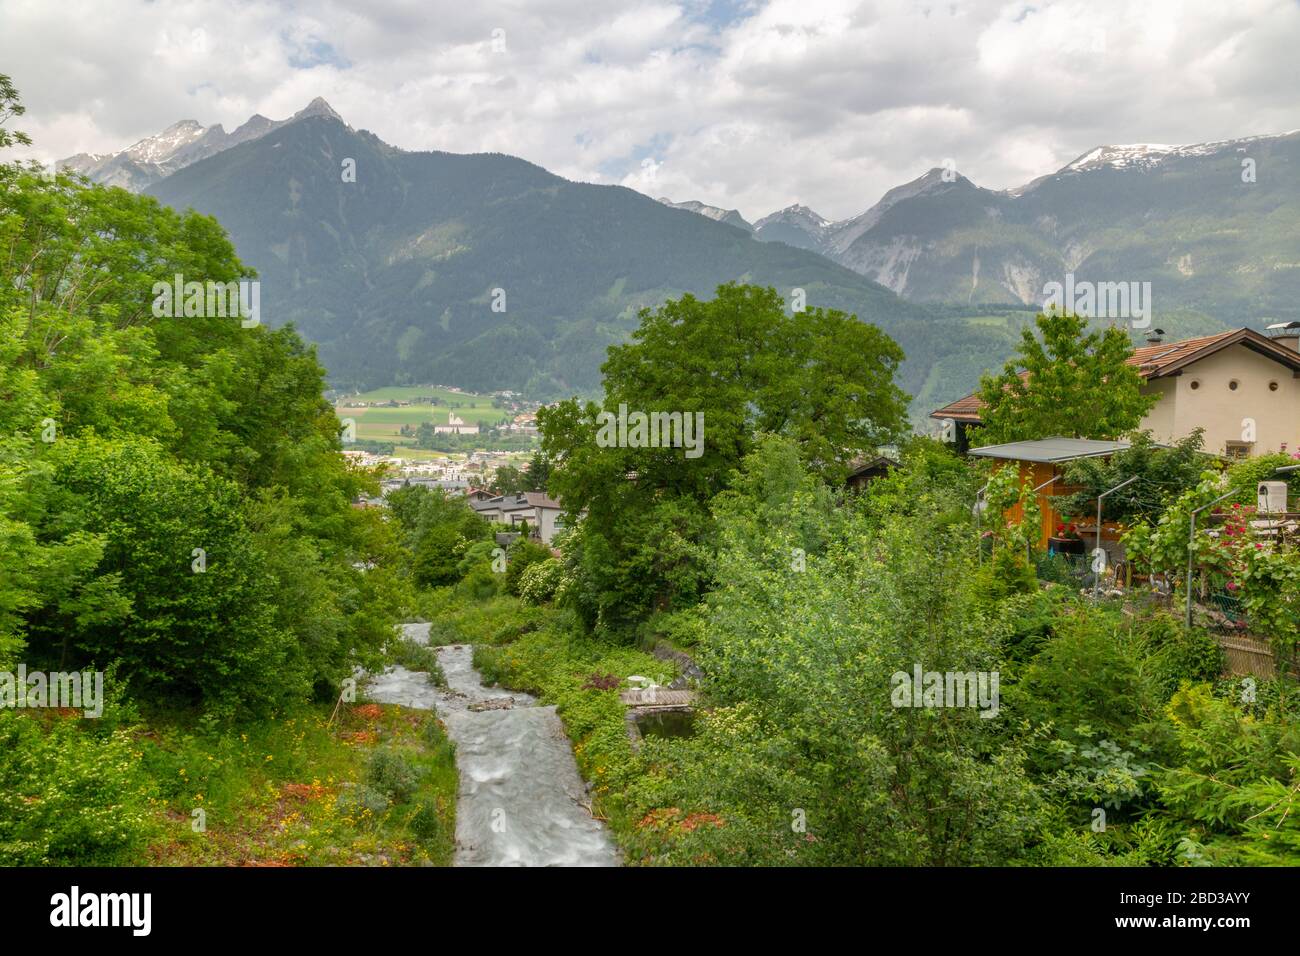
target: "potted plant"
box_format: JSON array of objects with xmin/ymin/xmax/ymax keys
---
[{"xmin": 1049, "ymin": 519, "xmax": 1086, "ymax": 554}]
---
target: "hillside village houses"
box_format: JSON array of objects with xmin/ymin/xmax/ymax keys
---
[
  {"xmin": 470, "ymin": 491, "xmax": 567, "ymax": 544},
  {"xmin": 930, "ymin": 323, "xmax": 1300, "ymax": 560},
  {"xmin": 931, "ymin": 324, "xmax": 1300, "ymax": 458}
]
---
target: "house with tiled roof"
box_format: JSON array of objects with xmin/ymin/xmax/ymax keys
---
[{"xmin": 932, "ymin": 324, "xmax": 1300, "ymax": 458}]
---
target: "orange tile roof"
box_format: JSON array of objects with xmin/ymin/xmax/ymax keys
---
[{"xmin": 931, "ymin": 328, "xmax": 1300, "ymax": 423}]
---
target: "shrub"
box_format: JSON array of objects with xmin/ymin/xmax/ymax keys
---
[
  {"xmin": 0, "ymin": 711, "xmax": 157, "ymax": 865},
  {"xmin": 337, "ymin": 783, "xmax": 391, "ymax": 820},
  {"xmin": 408, "ymin": 795, "xmax": 448, "ymax": 843},
  {"xmin": 505, "ymin": 540, "xmax": 553, "ymax": 596},
  {"xmin": 973, "ymin": 547, "xmax": 1040, "ymax": 603},
  {"xmin": 389, "ymin": 637, "xmax": 446, "ymax": 686},
  {"xmin": 1137, "ymin": 611, "xmax": 1223, "ymax": 695},
  {"xmin": 459, "ymin": 561, "xmax": 500, "ymax": 600},
  {"xmin": 518, "ymin": 557, "xmax": 563, "ymax": 604},
  {"xmin": 457, "ymin": 539, "xmax": 499, "ymax": 579},
  {"xmin": 366, "ymin": 748, "xmax": 421, "ymax": 803},
  {"xmin": 1012, "ymin": 608, "xmax": 1152, "ymax": 741}
]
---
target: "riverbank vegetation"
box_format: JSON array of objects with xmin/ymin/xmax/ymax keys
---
[
  {"xmin": 0, "ymin": 79, "xmax": 454, "ymax": 867},
  {"xmin": 423, "ymin": 283, "xmax": 1300, "ymax": 866},
  {"xmin": 445, "ymin": 434, "xmax": 1299, "ymax": 866}
]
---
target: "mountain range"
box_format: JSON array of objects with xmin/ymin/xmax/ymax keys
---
[
  {"xmin": 126, "ymin": 103, "xmax": 934, "ymax": 402},
  {"xmin": 63, "ymin": 102, "xmax": 1300, "ymax": 415},
  {"xmin": 58, "ymin": 98, "xmax": 346, "ymax": 192},
  {"xmin": 662, "ymin": 131, "xmax": 1300, "ymax": 326}
]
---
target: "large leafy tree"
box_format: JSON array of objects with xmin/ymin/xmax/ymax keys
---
[
  {"xmin": 539, "ymin": 283, "xmax": 908, "ymax": 630},
  {"xmin": 0, "ymin": 79, "xmax": 405, "ymax": 708},
  {"xmin": 491, "ymin": 464, "xmax": 530, "ymax": 495},
  {"xmin": 975, "ymin": 311, "xmax": 1155, "ymax": 445}
]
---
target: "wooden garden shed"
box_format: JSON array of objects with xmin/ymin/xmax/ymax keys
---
[{"xmin": 968, "ymin": 437, "xmax": 1142, "ymax": 554}]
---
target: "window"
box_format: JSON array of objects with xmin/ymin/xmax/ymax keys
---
[
  {"xmin": 1229, "ymin": 379, "xmax": 1240, "ymax": 391},
  {"xmin": 1225, "ymin": 440, "xmax": 1253, "ymax": 460},
  {"xmin": 1189, "ymin": 379, "xmax": 1200, "ymax": 390},
  {"xmin": 1270, "ymin": 380, "xmax": 1280, "ymax": 391}
]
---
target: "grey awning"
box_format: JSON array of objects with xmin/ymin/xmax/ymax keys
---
[{"xmin": 968, "ymin": 437, "xmax": 1135, "ymax": 464}]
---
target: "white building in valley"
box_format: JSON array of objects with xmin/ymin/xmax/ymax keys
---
[{"xmin": 434, "ymin": 412, "xmax": 478, "ymax": 435}]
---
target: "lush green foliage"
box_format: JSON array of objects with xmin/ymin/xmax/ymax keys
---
[
  {"xmin": 490, "ymin": 453, "xmax": 554, "ymax": 495},
  {"xmin": 451, "ymin": 435, "xmax": 1297, "ymax": 867},
  {"xmin": 975, "ymin": 311, "xmax": 1156, "ymax": 445},
  {"xmin": 388, "ymin": 484, "xmax": 495, "ymax": 589},
  {"xmin": 0, "ymin": 85, "xmax": 450, "ymax": 868},
  {"xmin": 503, "ymin": 539, "xmax": 553, "ymax": 596},
  {"xmin": 0, "ymin": 132, "xmax": 406, "ymax": 712},
  {"xmin": 1054, "ymin": 430, "xmax": 1211, "ymax": 522},
  {"xmin": 1123, "ymin": 454, "xmax": 1300, "ymax": 654},
  {"xmin": 518, "ymin": 557, "xmax": 564, "ymax": 605},
  {"xmin": 539, "ymin": 283, "xmax": 908, "ymax": 631},
  {"xmin": 0, "ymin": 708, "xmax": 156, "ymax": 865}
]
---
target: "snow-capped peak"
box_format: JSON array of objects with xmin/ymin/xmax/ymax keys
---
[
  {"xmin": 1063, "ymin": 131, "xmax": 1299, "ymax": 173},
  {"xmin": 122, "ymin": 119, "xmax": 208, "ymax": 164},
  {"xmin": 57, "ymin": 97, "xmax": 353, "ymax": 193}
]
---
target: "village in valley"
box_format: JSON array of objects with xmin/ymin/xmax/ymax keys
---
[{"xmin": 336, "ymin": 384, "xmax": 544, "ymax": 496}]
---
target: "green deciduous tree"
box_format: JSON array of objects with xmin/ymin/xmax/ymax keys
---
[
  {"xmin": 491, "ymin": 465, "xmax": 530, "ymax": 495},
  {"xmin": 0, "ymin": 83, "xmax": 405, "ymax": 712},
  {"xmin": 539, "ymin": 283, "xmax": 908, "ymax": 631},
  {"xmin": 0, "ymin": 74, "xmax": 31, "ymax": 150},
  {"xmin": 1054, "ymin": 429, "xmax": 1209, "ymax": 522},
  {"xmin": 975, "ymin": 312, "xmax": 1156, "ymax": 445}
]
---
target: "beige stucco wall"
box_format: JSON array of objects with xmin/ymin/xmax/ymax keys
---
[
  {"xmin": 1139, "ymin": 377, "xmax": 1177, "ymax": 440},
  {"xmin": 1139, "ymin": 343, "xmax": 1300, "ymax": 455}
]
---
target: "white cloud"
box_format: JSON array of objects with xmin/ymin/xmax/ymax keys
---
[{"xmin": 1, "ymin": 0, "xmax": 1296, "ymax": 221}]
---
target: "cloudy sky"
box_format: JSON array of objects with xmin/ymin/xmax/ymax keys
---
[{"xmin": 2, "ymin": 0, "xmax": 1297, "ymax": 221}]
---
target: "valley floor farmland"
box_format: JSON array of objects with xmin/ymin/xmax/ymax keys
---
[{"xmin": 335, "ymin": 385, "xmax": 507, "ymax": 447}]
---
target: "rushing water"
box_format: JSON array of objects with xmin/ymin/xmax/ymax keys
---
[{"xmin": 364, "ymin": 623, "xmax": 619, "ymax": 867}]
